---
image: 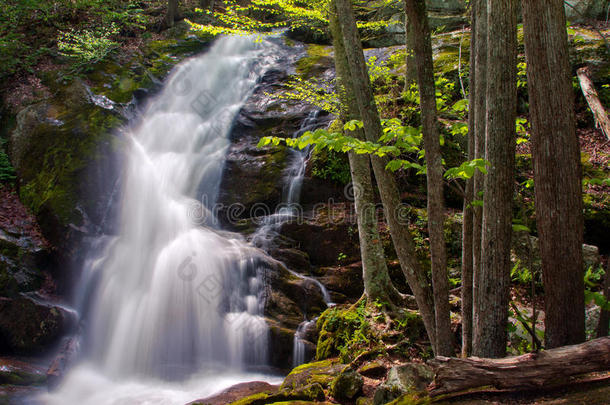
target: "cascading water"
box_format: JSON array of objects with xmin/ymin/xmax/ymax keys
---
[
  {"xmin": 39, "ymin": 35, "xmax": 287, "ymax": 405},
  {"xmin": 250, "ymin": 111, "xmax": 333, "ymax": 367}
]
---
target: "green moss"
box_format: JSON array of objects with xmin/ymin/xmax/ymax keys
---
[
  {"xmin": 387, "ymin": 392, "xmax": 431, "ymax": 405},
  {"xmin": 296, "ymin": 44, "xmax": 333, "ymax": 79}
]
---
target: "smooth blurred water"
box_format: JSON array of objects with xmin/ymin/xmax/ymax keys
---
[{"xmin": 40, "ymin": 35, "xmax": 284, "ymax": 405}]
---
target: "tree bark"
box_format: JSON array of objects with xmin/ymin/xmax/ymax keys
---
[
  {"xmin": 429, "ymin": 337, "xmax": 610, "ymax": 396},
  {"xmin": 332, "ymin": 0, "xmax": 439, "ymax": 353},
  {"xmin": 522, "ymin": 0, "xmax": 586, "ymax": 349},
  {"xmin": 166, "ymin": 0, "xmax": 179, "ymax": 28},
  {"xmin": 470, "ymin": 0, "xmax": 487, "ymax": 344},
  {"xmin": 473, "ymin": 0, "xmax": 518, "ymax": 358},
  {"xmin": 461, "ymin": 0, "xmax": 477, "ymax": 358},
  {"xmin": 404, "ymin": 6, "xmax": 417, "ymax": 90},
  {"xmin": 577, "ymin": 66, "xmax": 610, "ymax": 141},
  {"xmin": 328, "ymin": 6, "xmax": 402, "ymax": 305},
  {"xmin": 404, "ymin": 0, "xmax": 453, "ymax": 357},
  {"xmin": 597, "ymin": 261, "xmax": 610, "ymax": 338}
]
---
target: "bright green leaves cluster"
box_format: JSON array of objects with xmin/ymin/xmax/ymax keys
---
[
  {"xmin": 272, "ymin": 76, "xmax": 340, "ymax": 116},
  {"xmin": 188, "ymin": 0, "xmax": 328, "ymax": 38},
  {"xmin": 444, "ymin": 158, "xmax": 489, "ymax": 180},
  {"xmin": 584, "ymin": 266, "xmax": 610, "ymax": 311},
  {"xmin": 58, "ymin": 24, "xmax": 120, "ymax": 69},
  {"xmin": 259, "ymin": 115, "xmax": 490, "ymax": 181}
]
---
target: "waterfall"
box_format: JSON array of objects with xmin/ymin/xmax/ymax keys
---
[
  {"xmin": 250, "ymin": 110, "xmax": 333, "ymax": 368},
  {"xmin": 39, "ymin": 35, "xmax": 286, "ymax": 404}
]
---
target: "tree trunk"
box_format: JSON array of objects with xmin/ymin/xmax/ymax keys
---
[
  {"xmin": 332, "ymin": 0, "xmax": 439, "ymax": 353},
  {"xmin": 429, "ymin": 337, "xmax": 610, "ymax": 396},
  {"xmin": 461, "ymin": 0, "xmax": 477, "ymax": 358},
  {"xmin": 404, "ymin": 0, "xmax": 453, "ymax": 357},
  {"xmin": 470, "ymin": 0, "xmax": 487, "ymax": 345},
  {"xmin": 166, "ymin": 0, "xmax": 179, "ymax": 28},
  {"xmin": 404, "ymin": 6, "xmax": 417, "ymax": 90},
  {"xmin": 577, "ymin": 66, "xmax": 610, "ymax": 141},
  {"xmin": 522, "ymin": 0, "xmax": 586, "ymax": 349},
  {"xmin": 328, "ymin": 6, "xmax": 402, "ymax": 305},
  {"xmin": 597, "ymin": 261, "xmax": 610, "ymax": 338},
  {"xmin": 473, "ymin": 0, "xmax": 518, "ymax": 358}
]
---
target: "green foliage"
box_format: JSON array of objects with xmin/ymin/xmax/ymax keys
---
[
  {"xmin": 58, "ymin": 24, "xmax": 120, "ymax": 70},
  {"xmin": 316, "ymin": 301, "xmax": 374, "ymax": 363},
  {"xmin": 584, "ymin": 266, "xmax": 610, "ymax": 311},
  {"xmin": 310, "ymin": 149, "xmax": 351, "ymax": 185},
  {"xmin": 0, "ymin": 0, "xmax": 152, "ymax": 79},
  {"xmin": 0, "ymin": 151, "xmax": 16, "ymax": 185}
]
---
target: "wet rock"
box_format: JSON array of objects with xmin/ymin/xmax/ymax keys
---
[
  {"xmin": 316, "ymin": 263, "xmax": 364, "ymax": 303},
  {"xmin": 269, "ymin": 247, "xmax": 311, "ymax": 272},
  {"xmin": 0, "ymin": 297, "xmax": 69, "ymax": 354},
  {"xmin": 280, "ymin": 219, "xmax": 359, "ymax": 267},
  {"xmin": 188, "ymin": 381, "xmax": 278, "ymax": 405},
  {"xmin": 372, "ymin": 363, "xmax": 434, "ymax": 405},
  {"xmin": 0, "ymin": 357, "xmax": 47, "ymax": 386},
  {"xmin": 0, "ymin": 230, "xmax": 50, "ymax": 297},
  {"xmin": 329, "ymin": 366, "xmax": 364, "ymax": 400}
]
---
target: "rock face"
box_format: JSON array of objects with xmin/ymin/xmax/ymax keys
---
[
  {"xmin": 187, "ymin": 381, "xmax": 278, "ymax": 405},
  {"xmin": 0, "ymin": 297, "xmax": 69, "ymax": 354},
  {"xmin": 330, "ymin": 367, "xmax": 364, "ymax": 401}
]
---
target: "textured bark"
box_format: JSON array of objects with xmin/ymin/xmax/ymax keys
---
[
  {"xmin": 522, "ymin": 0, "xmax": 586, "ymax": 349},
  {"xmin": 473, "ymin": 0, "xmax": 518, "ymax": 358},
  {"xmin": 166, "ymin": 0, "xmax": 179, "ymax": 28},
  {"xmin": 404, "ymin": 6, "xmax": 418, "ymax": 90},
  {"xmin": 328, "ymin": 7, "xmax": 401, "ymax": 305},
  {"xmin": 429, "ymin": 337, "xmax": 610, "ymax": 396},
  {"xmin": 470, "ymin": 0, "xmax": 487, "ymax": 352},
  {"xmin": 461, "ymin": 0, "xmax": 477, "ymax": 358},
  {"xmin": 404, "ymin": 0, "xmax": 453, "ymax": 357},
  {"xmin": 577, "ymin": 67, "xmax": 610, "ymax": 141},
  {"xmin": 333, "ymin": 0, "xmax": 438, "ymax": 353}
]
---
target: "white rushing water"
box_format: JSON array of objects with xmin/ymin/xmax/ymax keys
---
[
  {"xmin": 39, "ymin": 35, "xmax": 285, "ymax": 405},
  {"xmin": 249, "ymin": 111, "xmax": 332, "ymax": 368}
]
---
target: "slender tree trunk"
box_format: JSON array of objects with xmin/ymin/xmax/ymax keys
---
[
  {"xmin": 404, "ymin": 0, "xmax": 453, "ymax": 357},
  {"xmin": 597, "ymin": 261, "xmax": 610, "ymax": 337},
  {"xmin": 473, "ymin": 0, "xmax": 518, "ymax": 358},
  {"xmin": 404, "ymin": 6, "xmax": 418, "ymax": 90},
  {"xmin": 522, "ymin": 0, "xmax": 585, "ymax": 349},
  {"xmin": 461, "ymin": 0, "xmax": 477, "ymax": 358},
  {"xmin": 166, "ymin": 0, "xmax": 179, "ymax": 28},
  {"xmin": 332, "ymin": 0, "xmax": 438, "ymax": 353},
  {"xmin": 328, "ymin": 7, "xmax": 402, "ymax": 305},
  {"xmin": 470, "ymin": 0, "xmax": 487, "ymax": 354}
]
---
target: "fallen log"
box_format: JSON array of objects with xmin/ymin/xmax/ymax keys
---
[
  {"xmin": 428, "ymin": 337, "xmax": 610, "ymax": 396},
  {"xmin": 577, "ymin": 67, "xmax": 610, "ymax": 141}
]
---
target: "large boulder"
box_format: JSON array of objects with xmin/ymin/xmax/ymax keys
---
[
  {"xmin": 329, "ymin": 366, "xmax": 364, "ymax": 401},
  {"xmin": 0, "ymin": 297, "xmax": 71, "ymax": 354},
  {"xmin": 565, "ymin": 0, "xmax": 608, "ymax": 22},
  {"xmin": 372, "ymin": 363, "xmax": 434, "ymax": 405}
]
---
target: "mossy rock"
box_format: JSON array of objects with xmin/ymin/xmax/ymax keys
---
[
  {"xmin": 296, "ymin": 45, "xmax": 333, "ymax": 80},
  {"xmin": 329, "ymin": 366, "xmax": 364, "ymax": 400},
  {"xmin": 281, "ymin": 359, "xmax": 344, "ymax": 392},
  {"xmin": 229, "ymin": 383, "xmax": 326, "ymax": 405}
]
